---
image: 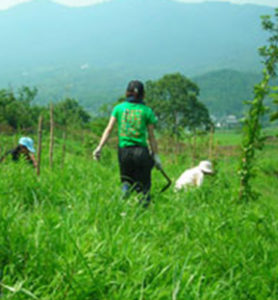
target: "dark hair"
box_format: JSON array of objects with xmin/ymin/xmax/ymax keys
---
[{"xmin": 126, "ymin": 80, "xmax": 144, "ymax": 99}]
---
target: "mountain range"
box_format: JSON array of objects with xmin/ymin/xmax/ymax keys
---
[{"xmin": 0, "ymin": 0, "xmax": 274, "ymax": 115}]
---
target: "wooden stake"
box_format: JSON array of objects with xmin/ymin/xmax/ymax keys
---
[
  {"xmin": 13, "ymin": 135, "xmax": 17, "ymax": 148},
  {"xmin": 192, "ymin": 131, "xmax": 197, "ymax": 166},
  {"xmin": 37, "ymin": 116, "xmax": 43, "ymax": 177},
  {"xmin": 49, "ymin": 103, "xmax": 54, "ymax": 169},
  {"xmin": 61, "ymin": 130, "xmax": 67, "ymax": 169},
  {"xmin": 208, "ymin": 126, "xmax": 214, "ymax": 160}
]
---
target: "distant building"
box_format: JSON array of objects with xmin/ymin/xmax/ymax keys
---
[
  {"xmin": 215, "ymin": 115, "xmax": 241, "ymax": 129},
  {"xmin": 216, "ymin": 122, "xmax": 222, "ymax": 128},
  {"xmin": 225, "ymin": 115, "xmax": 239, "ymax": 128}
]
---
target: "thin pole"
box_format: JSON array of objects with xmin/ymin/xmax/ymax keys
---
[
  {"xmin": 192, "ymin": 131, "xmax": 197, "ymax": 166},
  {"xmin": 37, "ymin": 116, "xmax": 43, "ymax": 177},
  {"xmin": 13, "ymin": 135, "xmax": 17, "ymax": 148},
  {"xmin": 49, "ymin": 103, "xmax": 54, "ymax": 169},
  {"xmin": 208, "ymin": 126, "xmax": 214, "ymax": 160},
  {"xmin": 61, "ymin": 129, "xmax": 67, "ymax": 169}
]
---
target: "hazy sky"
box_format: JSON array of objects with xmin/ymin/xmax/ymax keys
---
[
  {"xmin": 0, "ymin": 0, "xmax": 277, "ymax": 10},
  {"xmin": 176, "ymin": 0, "xmax": 277, "ymax": 6}
]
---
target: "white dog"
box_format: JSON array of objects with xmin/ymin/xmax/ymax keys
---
[{"xmin": 175, "ymin": 160, "xmax": 213, "ymax": 190}]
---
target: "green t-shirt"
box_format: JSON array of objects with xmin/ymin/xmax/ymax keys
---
[{"xmin": 111, "ymin": 101, "xmax": 157, "ymax": 148}]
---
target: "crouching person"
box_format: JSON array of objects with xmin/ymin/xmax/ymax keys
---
[
  {"xmin": 93, "ymin": 80, "xmax": 162, "ymax": 206},
  {"xmin": 0, "ymin": 137, "xmax": 37, "ymax": 168},
  {"xmin": 175, "ymin": 160, "xmax": 213, "ymax": 190}
]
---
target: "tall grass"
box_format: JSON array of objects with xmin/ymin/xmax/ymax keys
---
[{"xmin": 0, "ymin": 133, "xmax": 278, "ymax": 299}]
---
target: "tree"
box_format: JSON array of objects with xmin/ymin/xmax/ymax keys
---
[
  {"xmin": 270, "ymin": 87, "xmax": 278, "ymax": 122},
  {"xmin": 53, "ymin": 98, "xmax": 91, "ymax": 128},
  {"xmin": 145, "ymin": 73, "xmax": 211, "ymax": 136},
  {"xmin": 239, "ymin": 8, "xmax": 278, "ymax": 201},
  {"xmin": 0, "ymin": 86, "xmax": 39, "ymax": 130},
  {"xmin": 259, "ymin": 9, "xmax": 278, "ymax": 122}
]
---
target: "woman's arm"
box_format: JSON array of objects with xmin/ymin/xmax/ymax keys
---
[{"xmin": 93, "ymin": 116, "xmax": 116, "ymax": 160}]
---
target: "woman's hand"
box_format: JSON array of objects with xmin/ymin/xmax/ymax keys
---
[
  {"xmin": 153, "ymin": 153, "xmax": 162, "ymax": 170},
  {"xmin": 93, "ymin": 147, "xmax": 102, "ymax": 161}
]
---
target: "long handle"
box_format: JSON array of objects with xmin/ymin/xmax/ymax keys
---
[{"xmin": 159, "ymin": 168, "xmax": 172, "ymax": 193}]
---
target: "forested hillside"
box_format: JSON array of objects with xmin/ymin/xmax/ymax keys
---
[
  {"xmin": 194, "ymin": 70, "xmax": 262, "ymax": 117},
  {"xmin": 1, "ymin": 69, "xmax": 262, "ymax": 118}
]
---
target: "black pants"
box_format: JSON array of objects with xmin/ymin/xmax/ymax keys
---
[{"xmin": 118, "ymin": 146, "xmax": 154, "ymax": 195}]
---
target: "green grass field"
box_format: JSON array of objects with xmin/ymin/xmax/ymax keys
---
[{"xmin": 0, "ymin": 130, "xmax": 278, "ymax": 299}]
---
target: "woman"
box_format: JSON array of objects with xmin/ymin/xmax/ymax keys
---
[
  {"xmin": 0, "ymin": 137, "xmax": 37, "ymax": 168},
  {"xmin": 93, "ymin": 80, "xmax": 161, "ymax": 206}
]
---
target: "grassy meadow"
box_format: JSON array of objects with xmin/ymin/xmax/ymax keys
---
[{"xmin": 0, "ymin": 129, "xmax": 278, "ymax": 300}]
